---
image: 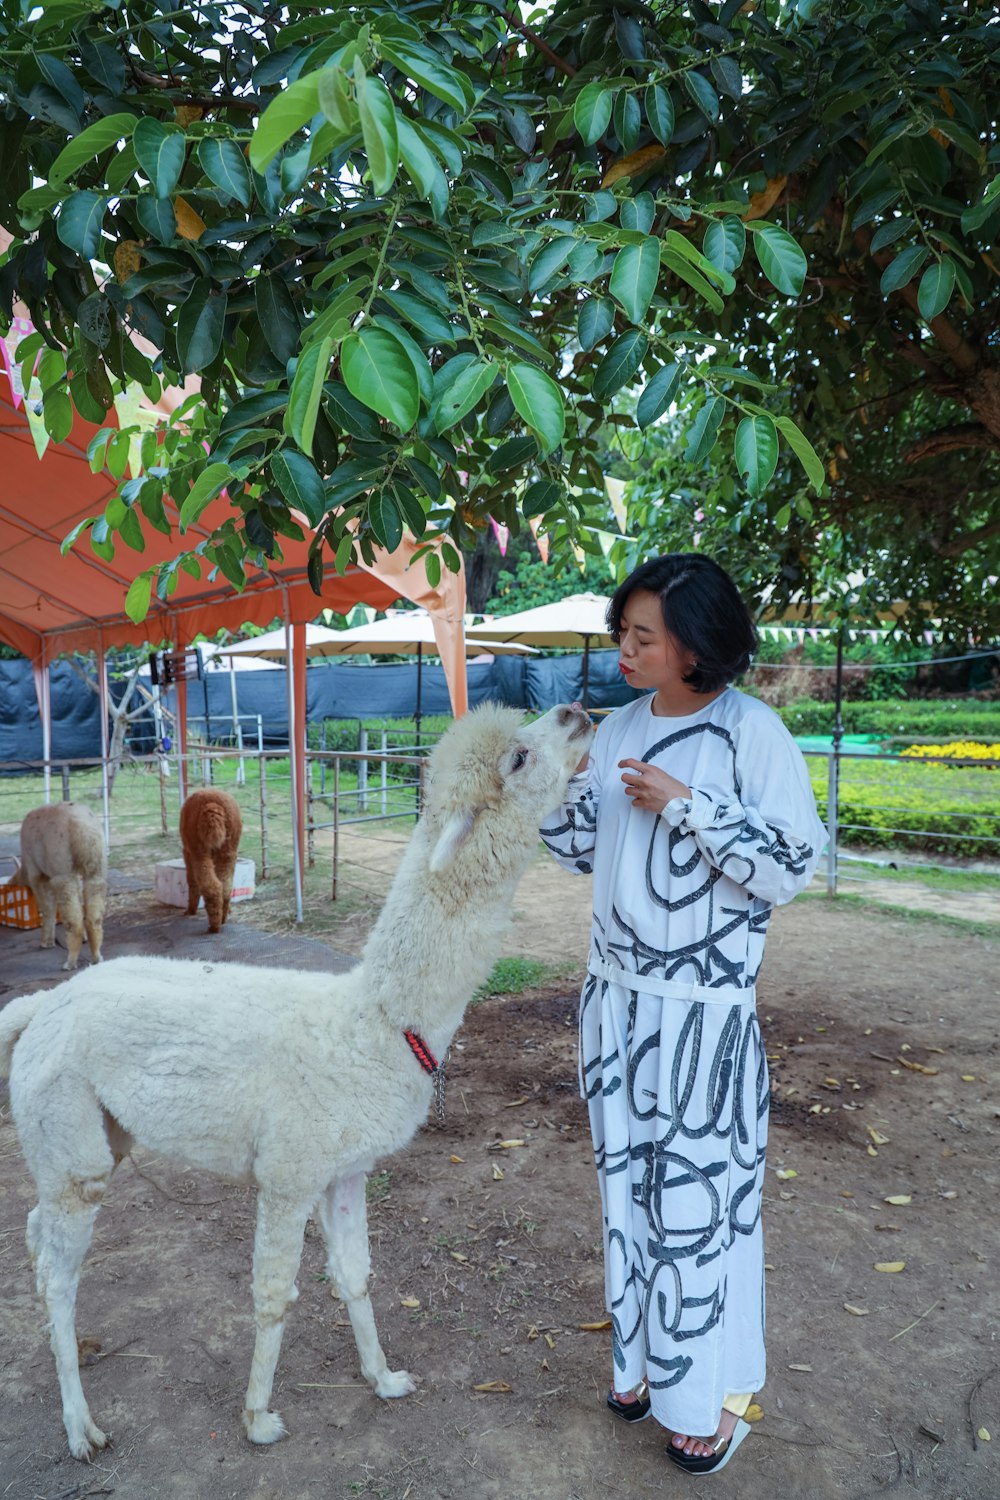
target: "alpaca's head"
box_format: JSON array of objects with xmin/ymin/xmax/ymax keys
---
[{"xmin": 423, "ymin": 703, "xmax": 593, "ymax": 874}]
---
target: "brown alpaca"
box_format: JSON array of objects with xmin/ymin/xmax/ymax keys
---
[
  {"xmin": 179, "ymin": 788, "xmax": 243, "ymax": 933},
  {"xmin": 17, "ymin": 803, "xmax": 107, "ymax": 971}
]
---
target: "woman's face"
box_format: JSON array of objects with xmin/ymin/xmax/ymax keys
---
[{"xmin": 616, "ymin": 589, "xmax": 697, "ymax": 692}]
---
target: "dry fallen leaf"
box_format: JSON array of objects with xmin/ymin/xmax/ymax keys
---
[
  {"xmin": 840, "ymin": 1190, "xmax": 855, "ymax": 1198},
  {"xmin": 867, "ymin": 1145, "xmax": 879, "ymax": 1157},
  {"xmin": 399, "ymin": 1297, "xmax": 421, "ymax": 1310},
  {"xmin": 843, "ymin": 1304, "xmax": 870, "ymax": 1316},
  {"xmin": 822, "ymin": 1077, "xmax": 840, "ymax": 1088},
  {"xmin": 745, "ymin": 1403, "xmax": 765, "ymax": 1422},
  {"xmin": 527, "ymin": 1326, "xmax": 539, "ymax": 1341},
  {"xmin": 579, "ymin": 1319, "xmax": 612, "ymax": 1332},
  {"xmin": 492, "ymin": 1164, "xmax": 505, "ymax": 1181},
  {"xmin": 472, "ymin": 1380, "xmax": 512, "ymax": 1393},
  {"xmin": 450, "ymin": 1251, "xmax": 469, "ymax": 1263},
  {"xmin": 776, "ymin": 1168, "xmax": 797, "ymax": 1180},
  {"xmin": 764, "ymin": 1263, "xmax": 775, "ymax": 1271},
  {"xmin": 898, "ymin": 1057, "xmax": 939, "ymax": 1075},
  {"xmin": 809, "ymin": 1104, "xmax": 823, "ymax": 1114},
  {"xmin": 504, "ymin": 1097, "xmax": 529, "ymax": 1107},
  {"xmin": 450, "ymin": 1155, "xmax": 465, "ymax": 1164},
  {"xmin": 884, "ymin": 1194, "xmax": 912, "ymax": 1206},
  {"xmin": 868, "ymin": 1127, "xmax": 891, "ymax": 1146},
  {"xmin": 544, "ymin": 1333, "xmax": 555, "ymax": 1350},
  {"xmin": 978, "ymin": 1426, "xmax": 991, "ymax": 1441},
  {"xmin": 492, "ymin": 1139, "xmax": 527, "ymax": 1150},
  {"xmin": 961, "ymin": 1074, "xmax": 976, "ymax": 1083},
  {"xmin": 940, "ymin": 1190, "xmax": 958, "ymax": 1200},
  {"xmin": 874, "ymin": 1261, "xmax": 906, "ymax": 1273},
  {"xmin": 788, "ymin": 1363, "xmax": 813, "ymax": 1372}
]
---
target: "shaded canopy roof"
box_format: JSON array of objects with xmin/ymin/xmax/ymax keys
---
[
  {"xmin": 216, "ymin": 612, "xmax": 537, "ymax": 659},
  {"xmin": 0, "ymin": 389, "xmax": 465, "ymax": 686},
  {"xmin": 466, "ymin": 592, "xmax": 614, "ymax": 648}
]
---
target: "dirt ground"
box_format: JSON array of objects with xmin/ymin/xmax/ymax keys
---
[{"xmin": 1, "ymin": 855, "xmax": 999, "ymax": 1500}]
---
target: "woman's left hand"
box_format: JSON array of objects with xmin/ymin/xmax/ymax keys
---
[{"xmin": 619, "ymin": 759, "xmax": 691, "ymax": 815}]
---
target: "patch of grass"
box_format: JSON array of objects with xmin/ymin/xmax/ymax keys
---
[
  {"xmin": 473, "ymin": 955, "xmax": 576, "ymax": 1001},
  {"xmin": 802, "ymin": 889, "xmax": 1000, "ymax": 941},
  {"xmin": 365, "ymin": 1170, "xmax": 392, "ymax": 1204},
  {"xmin": 841, "ymin": 859, "xmax": 1000, "ymax": 893}
]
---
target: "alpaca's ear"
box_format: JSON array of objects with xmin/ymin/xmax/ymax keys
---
[{"xmin": 429, "ymin": 810, "xmax": 478, "ymax": 873}]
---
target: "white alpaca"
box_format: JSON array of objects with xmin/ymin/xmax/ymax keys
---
[{"xmin": 0, "ymin": 703, "xmax": 592, "ymax": 1462}]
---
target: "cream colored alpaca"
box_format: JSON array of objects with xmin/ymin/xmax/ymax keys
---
[
  {"xmin": 0, "ymin": 703, "xmax": 592, "ymax": 1462},
  {"xmin": 17, "ymin": 802, "xmax": 107, "ymax": 970}
]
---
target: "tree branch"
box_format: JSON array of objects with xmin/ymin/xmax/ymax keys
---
[
  {"xmin": 904, "ymin": 425, "xmax": 1000, "ymax": 464},
  {"xmin": 502, "ymin": 9, "xmax": 576, "ymax": 78},
  {"xmin": 938, "ymin": 515, "xmax": 1000, "ymax": 558}
]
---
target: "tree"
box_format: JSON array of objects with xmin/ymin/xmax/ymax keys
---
[
  {"xmin": 0, "ymin": 0, "xmax": 820, "ymax": 614},
  {"xmin": 0, "ymin": 1, "xmax": 995, "ymax": 634}
]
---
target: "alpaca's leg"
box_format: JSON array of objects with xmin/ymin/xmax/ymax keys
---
[
  {"xmin": 317, "ymin": 1175, "xmax": 416, "ymax": 1399},
  {"xmin": 194, "ymin": 856, "xmax": 223, "ymax": 932},
  {"xmin": 242, "ymin": 1193, "xmax": 310, "ymax": 1444},
  {"xmin": 82, "ymin": 877, "xmax": 106, "ymax": 964},
  {"xmin": 220, "ymin": 857, "xmax": 236, "ymax": 927},
  {"xmin": 34, "ymin": 1193, "xmax": 109, "ymax": 1460},
  {"xmin": 34, "ymin": 874, "xmax": 57, "ymax": 949},
  {"xmin": 53, "ymin": 879, "xmax": 84, "ymax": 971},
  {"xmin": 183, "ymin": 849, "xmax": 200, "ymax": 915}
]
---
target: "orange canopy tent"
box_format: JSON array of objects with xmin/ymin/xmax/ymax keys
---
[{"xmin": 0, "ymin": 386, "xmax": 468, "ymax": 919}]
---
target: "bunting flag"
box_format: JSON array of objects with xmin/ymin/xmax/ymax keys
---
[
  {"xmin": 604, "ymin": 474, "xmax": 628, "ymax": 534},
  {"xmin": 490, "ymin": 516, "xmax": 509, "ymax": 556},
  {"xmin": 528, "ymin": 516, "xmax": 549, "ymax": 563},
  {"xmin": 0, "ymin": 314, "xmax": 35, "ymax": 408}
]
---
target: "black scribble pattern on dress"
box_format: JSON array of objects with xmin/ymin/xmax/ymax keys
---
[{"xmin": 540, "ymin": 785, "xmax": 597, "ymax": 874}]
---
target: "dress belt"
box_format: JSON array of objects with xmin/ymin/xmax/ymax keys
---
[{"xmin": 587, "ymin": 956, "xmax": 755, "ymax": 1006}]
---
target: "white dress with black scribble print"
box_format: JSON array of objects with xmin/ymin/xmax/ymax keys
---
[{"xmin": 540, "ymin": 688, "xmax": 826, "ymax": 1433}]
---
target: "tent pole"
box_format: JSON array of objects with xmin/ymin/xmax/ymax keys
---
[
  {"xmin": 175, "ymin": 622, "xmax": 189, "ymax": 805},
  {"xmin": 96, "ymin": 638, "xmax": 110, "ymax": 852},
  {"xmin": 284, "ymin": 610, "xmax": 304, "ymax": 925},
  {"xmin": 827, "ymin": 624, "xmax": 845, "ymax": 897},
  {"xmin": 415, "ymin": 641, "xmax": 422, "ymax": 748}
]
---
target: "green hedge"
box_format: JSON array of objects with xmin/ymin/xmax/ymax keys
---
[
  {"xmin": 808, "ymin": 757, "xmax": 1000, "ymax": 858},
  {"xmin": 779, "ymin": 698, "xmax": 1000, "ymax": 740}
]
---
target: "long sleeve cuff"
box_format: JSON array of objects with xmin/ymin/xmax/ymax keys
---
[{"xmin": 662, "ymin": 787, "xmax": 733, "ymax": 830}]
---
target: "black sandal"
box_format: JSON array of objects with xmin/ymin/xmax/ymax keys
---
[
  {"xmin": 606, "ymin": 1379, "xmax": 651, "ymax": 1422},
  {"xmin": 665, "ymin": 1415, "xmax": 750, "ymax": 1475}
]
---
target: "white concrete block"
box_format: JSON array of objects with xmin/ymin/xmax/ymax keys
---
[{"xmin": 154, "ymin": 857, "xmax": 256, "ymax": 909}]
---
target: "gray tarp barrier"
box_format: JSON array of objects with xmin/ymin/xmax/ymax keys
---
[{"xmin": 0, "ymin": 650, "xmax": 639, "ymax": 764}]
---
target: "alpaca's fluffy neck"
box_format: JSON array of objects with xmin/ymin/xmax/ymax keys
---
[{"xmin": 358, "ymin": 809, "xmax": 537, "ymax": 1053}]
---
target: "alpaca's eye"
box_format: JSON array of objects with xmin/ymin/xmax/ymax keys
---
[{"xmin": 511, "ymin": 749, "xmax": 528, "ymax": 771}]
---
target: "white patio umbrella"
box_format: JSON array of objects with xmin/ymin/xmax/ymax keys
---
[
  {"xmin": 216, "ymin": 612, "xmax": 536, "ymax": 741},
  {"xmin": 465, "ymin": 592, "xmax": 614, "ymax": 707}
]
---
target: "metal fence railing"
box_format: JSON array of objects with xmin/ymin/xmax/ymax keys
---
[{"xmin": 1, "ymin": 743, "xmax": 996, "ymax": 916}]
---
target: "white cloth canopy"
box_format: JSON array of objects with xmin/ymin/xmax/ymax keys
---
[
  {"xmin": 466, "ymin": 592, "xmax": 614, "ymax": 648},
  {"xmin": 216, "ymin": 613, "xmax": 536, "ymax": 660}
]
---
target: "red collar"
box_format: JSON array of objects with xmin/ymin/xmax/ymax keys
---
[{"xmin": 403, "ymin": 1029, "xmax": 439, "ymax": 1076}]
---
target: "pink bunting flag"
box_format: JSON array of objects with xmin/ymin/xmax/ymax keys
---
[
  {"xmin": 0, "ymin": 314, "xmax": 36, "ymax": 408},
  {"xmin": 490, "ymin": 516, "xmax": 509, "ymax": 556}
]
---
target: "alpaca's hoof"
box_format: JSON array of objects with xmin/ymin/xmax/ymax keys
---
[
  {"xmin": 39, "ymin": 938, "xmax": 54, "ymax": 949},
  {"xmin": 374, "ymin": 1368, "xmax": 417, "ymax": 1399},
  {"xmin": 243, "ymin": 1407, "xmax": 287, "ymax": 1444},
  {"xmin": 62, "ymin": 958, "xmax": 79, "ymax": 972},
  {"xmin": 67, "ymin": 1418, "xmax": 109, "ymax": 1461}
]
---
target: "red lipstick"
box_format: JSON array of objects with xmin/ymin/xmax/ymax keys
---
[{"xmin": 619, "ymin": 662, "xmax": 633, "ymax": 676}]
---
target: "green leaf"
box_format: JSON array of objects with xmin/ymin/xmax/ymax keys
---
[
  {"xmin": 609, "ymin": 238, "xmax": 660, "ymax": 324},
  {"xmin": 378, "ymin": 40, "xmax": 472, "ymax": 115},
  {"xmin": 917, "ymin": 257, "xmax": 956, "ymax": 321},
  {"xmin": 487, "ymin": 435, "xmax": 537, "ymax": 474},
  {"xmin": 397, "ymin": 116, "xmax": 448, "ymax": 211},
  {"xmin": 592, "ymin": 329, "xmax": 649, "ymax": 400},
  {"xmin": 42, "ymin": 389, "xmax": 73, "ymax": 444},
  {"xmin": 125, "ymin": 572, "xmax": 153, "ymax": 623},
  {"xmin": 423, "ymin": 550, "xmax": 441, "ymax": 589},
  {"xmin": 704, "ymin": 216, "xmax": 746, "ymax": 275},
  {"xmin": 250, "ymin": 73, "xmax": 320, "ymax": 172},
  {"xmin": 48, "ymin": 114, "xmax": 137, "ymax": 185},
  {"xmin": 574, "ymin": 81, "xmax": 614, "ymax": 146},
  {"xmin": 136, "ymin": 193, "xmax": 176, "ymax": 243},
  {"xmin": 960, "ymin": 176, "xmax": 1000, "ymax": 234},
  {"xmin": 879, "ymin": 243, "xmax": 929, "ymax": 296},
  {"xmin": 684, "ymin": 396, "xmax": 724, "ymax": 462},
  {"xmin": 751, "ymin": 223, "xmax": 808, "ymax": 297},
  {"xmin": 579, "ymin": 295, "xmax": 616, "ymax": 351},
  {"xmin": 522, "ymin": 479, "xmax": 562, "ymax": 518},
  {"xmin": 284, "ymin": 335, "xmax": 333, "ymax": 456},
  {"xmin": 613, "ymin": 90, "xmax": 641, "ymax": 153},
  {"xmin": 133, "ymin": 118, "xmax": 186, "ymax": 198},
  {"xmin": 198, "ymin": 137, "xmax": 252, "ymax": 208},
  {"xmin": 734, "ymin": 415, "xmax": 778, "ymax": 496},
  {"xmin": 684, "ymin": 71, "xmax": 720, "ymax": 123},
  {"xmin": 317, "ymin": 65, "xmax": 355, "ymax": 133},
  {"xmin": 370, "ymin": 316, "xmax": 434, "ymax": 408},
  {"xmin": 620, "ymin": 192, "xmax": 655, "ymax": 234},
  {"xmin": 341, "ymin": 328, "xmax": 419, "ymax": 430},
  {"xmin": 433, "ymin": 357, "xmax": 496, "ymax": 431},
  {"xmin": 177, "ymin": 280, "xmax": 226, "ymax": 374},
  {"xmin": 528, "ymin": 235, "xmax": 576, "ymax": 292},
  {"xmin": 272, "ymin": 449, "xmax": 326, "ymax": 526},
  {"xmin": 636, "ymin": 362, "xmax": 681, "ymax": 428},
  {"xmin": 645, "ymin": 84, "xmax": 674, "ymax": 146},
  {"xmin": 662, "ymin": 249, "xmax": 724, "ymax": 313},
  {"xmin": 358, "ymin": 75, "xmax": 399, "ymax": 197},
  {"xmin": 869, "ymin": 217, "xmax": 914, "ymax": 253},
  {"xmin": 179, "ymin": 462, "xmax": 231, "ymax": 531},
  {"xmin": 506, "ymin": 362, "xmax": 565, "ymax": 457},
  {"xmin": 368, "ymin": 490, "xmax": 404, "ymax": 551},
  {"xmin": 56, "ymin": 192, "xmax": 107, "ymax": 259},
  {"xmin": 255, "ymin": 274, "xmax": 300, "ymax": 366},
  {"xmin": 775, "ymin": 415, "xmax": 825, "ymax": 495}
]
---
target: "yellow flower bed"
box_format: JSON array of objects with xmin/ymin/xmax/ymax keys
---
[{"xmin": 900, "ymin": 741, "xmax": 1000, "ymax": 763}]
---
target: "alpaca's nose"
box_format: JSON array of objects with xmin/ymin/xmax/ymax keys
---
[{"xmin": 557, "ymin": 703, "xmax": 591, "ymax": 731}]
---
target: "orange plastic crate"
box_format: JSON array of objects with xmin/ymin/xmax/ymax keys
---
[{"xmin": 0, "ymin": 879, "xmax": 42, "ymax": 930}]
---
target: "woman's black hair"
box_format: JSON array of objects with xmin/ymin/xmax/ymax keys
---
[{"xmin": 606, "ymin": 554, "xmax": 759, "ymax": 694}]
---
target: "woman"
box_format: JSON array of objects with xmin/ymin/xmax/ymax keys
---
[{"xmin": 540, "ymin": 554, "xmax": 825, "ymax": 1475}]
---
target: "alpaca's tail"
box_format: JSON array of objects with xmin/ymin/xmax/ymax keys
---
[
  {"xmin": 0, "ymin": 992, "xmax": 47, "ymax": 1078},
  {"xmin": 196, "ymin": 804, "xmax": 230, "ymax": 851}
]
